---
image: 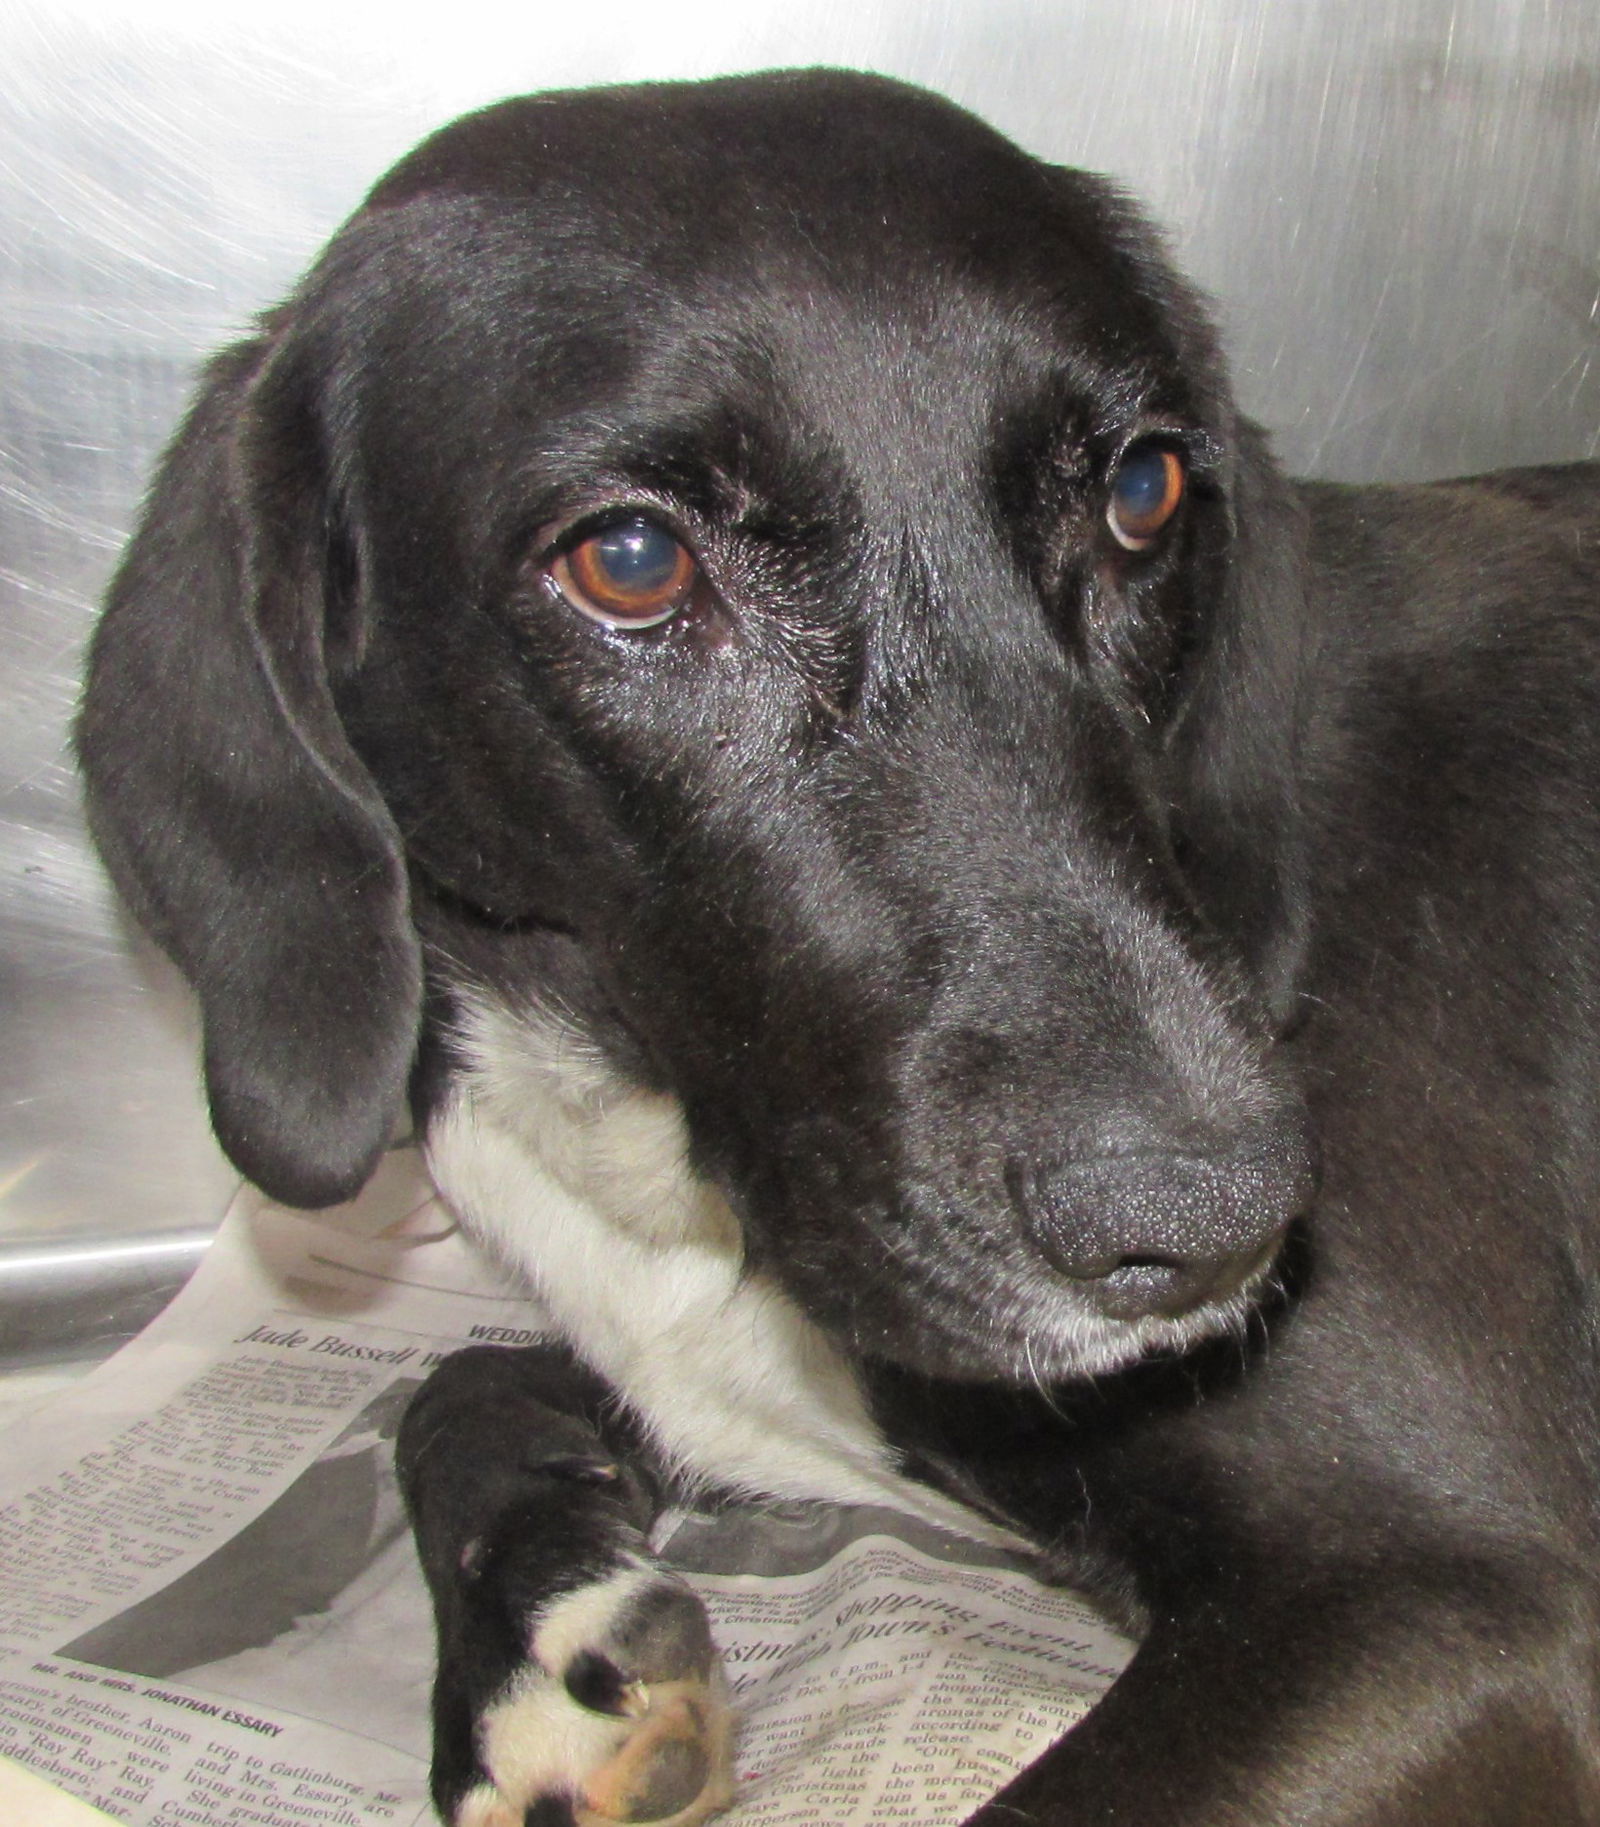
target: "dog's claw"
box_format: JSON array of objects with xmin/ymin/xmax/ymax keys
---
[
  {"xmin": 461, "ymin": 1670, "xmax": 734, "ymax": 1827},
  {"xmin": 454, "ymin": 1575, "xmax": 735, "ymax": 1827},
  {"xmin": 576, "ymin": 1678, "xmax": 732, "ymax": 1826}
]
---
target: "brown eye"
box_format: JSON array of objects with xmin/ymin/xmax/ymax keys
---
[
  {"xmin": 1106, "ymin": 443, "xmax": 1186, "ymax": 551},
  {"xmin": 550, "ymin": 518, "xmax": 698, "ymax": 628}
]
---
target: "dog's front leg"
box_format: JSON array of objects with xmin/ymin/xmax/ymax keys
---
[
  {"xmin": 967, "ymin": 1535, "xmax": 1593, "ymax": 1826},
  {"xmin": 397, "ymin": 1345, "xmax": 735, "ymax": 1827}
]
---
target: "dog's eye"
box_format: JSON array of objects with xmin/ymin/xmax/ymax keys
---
[
  {"xmin": 550, "ymin": 519, "xmax": 698, "ymax": 628},
  {"xmin": 1106, "ymin": 443, "xmax": 1186, "ymax": 551}
]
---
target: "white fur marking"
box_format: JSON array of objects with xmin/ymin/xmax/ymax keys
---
[
  {"xmin": 480, "ymin": 1670, "xmax": 633, "ymax": 1811},
  {"xmin": 531, "ymin": 1565, "xmax": 660, "ymax": 1674},
  {"xmin": 454, "ymin": 1782, "xmax": 523, "ymax": 1827},
  {"xmin": 427, "ymin": 996, "xmax": 1019, "ymax": 1549}
]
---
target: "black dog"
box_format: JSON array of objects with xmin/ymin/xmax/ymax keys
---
[{"xmin": 78, "ymin": 69, "xmax": 1600, "ymax": 1826}]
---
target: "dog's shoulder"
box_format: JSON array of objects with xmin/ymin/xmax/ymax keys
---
[
  {"xmin": 1296, "ymin": 460, "xmax": 1600, "ymax": 712},
  {"xmin": 1286, "ymin": 461, "xmax": 1600, "ymax": 957},
  {"xmin": 1299, "ymin": 459, "xmax": 1600, "ymax": 618}
]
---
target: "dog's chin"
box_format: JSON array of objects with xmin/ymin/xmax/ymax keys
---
[{"xmin": 844, "ymin": 1259, "xmax": 1275, "ymax": 1388}]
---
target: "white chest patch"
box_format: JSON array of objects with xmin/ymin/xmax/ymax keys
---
[{"xmin": 425, "ymin": 996, "xmax": 1014, "ymax": 1549}]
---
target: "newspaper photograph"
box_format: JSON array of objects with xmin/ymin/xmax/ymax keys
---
[{"xmin": 0, "ymin": 1155, "xmax": 1134, "ymax": 1826}]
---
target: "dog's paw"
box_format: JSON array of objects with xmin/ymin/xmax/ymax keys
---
[
  {"xmin": 445, "ymin": 1564, "xmax": 735, "ymax": 1827},
  {"xmin": 398, "ymin": 1347, "xmax": 735, "ymax": 1827}
]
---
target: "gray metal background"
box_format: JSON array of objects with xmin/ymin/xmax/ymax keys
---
[{"xmin": 4, "ymin": 0, "xmax": 1599, "ymax": 1363}]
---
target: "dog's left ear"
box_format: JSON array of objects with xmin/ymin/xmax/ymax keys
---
[
  {"xmin": 1166, "ymin": 418, "xmax": 1314, "ymax": 1029},
  {"xmin": 1064, "ymin": 175, "xmax": 1315, "ymax": 1024},
  {"xmin": 77, "ymin": 329, "xmax": 423, "ymax": 1209}
]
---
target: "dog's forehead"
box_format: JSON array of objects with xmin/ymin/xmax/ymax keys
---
[
  {"xmin": 370, "ymin": 71, "xmax": 1067, "ymax": 250},
  {"xmin": 308, "ymin": 73, "xmax": 1218, "ymax": 535},
  {"xmin": 350, "ymin": 71, "xmax": 1185, "ymax": 375}
]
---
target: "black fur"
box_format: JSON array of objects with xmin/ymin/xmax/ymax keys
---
[
  {"xmin": 397, "ymin": 1346, "xmax": 711, "ymax": 1822},
  {"xmin": 79, "ymin": 70, "xmax": 1600, "ymax": 1824}
]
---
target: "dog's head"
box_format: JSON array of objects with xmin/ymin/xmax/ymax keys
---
[{"xmin": 79, "ymin": 70, "xmax": 1316, "ymax": 1383}]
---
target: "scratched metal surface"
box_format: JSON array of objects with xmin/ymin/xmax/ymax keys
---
[{"xmin": 3, "ymin": 0, "xmax": 1598, "ymax": 1361}]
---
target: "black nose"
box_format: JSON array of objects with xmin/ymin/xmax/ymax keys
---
[{"xmin": 1013, "ymin": 1144, "xmax": 1309, "ymax": 1320}]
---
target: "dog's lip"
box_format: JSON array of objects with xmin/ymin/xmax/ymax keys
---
[{"xmin": 820, "ymin": 1221, "xmax": 1283, "ymax": 1386}]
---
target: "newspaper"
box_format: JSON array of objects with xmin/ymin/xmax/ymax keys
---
[{"xmin": 0, "ymin": 1152, "xmax": 1134, "ymax": 1827}]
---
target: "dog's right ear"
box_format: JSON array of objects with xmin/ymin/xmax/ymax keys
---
[{"xmin": 77, "ymin": 330, "xmax": 423, "ymax": 1209}]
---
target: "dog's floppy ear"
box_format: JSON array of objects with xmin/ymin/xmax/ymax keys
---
[
  {"xmin": 78, "ymin": 330, "xmax": 423, "ymax": 1209},
  {"xmin": 1049, "ymin": 173, "xmax": 1315, "ymax": 1027},
  {"xmin": 1167, "ymin": 418, "xmax": 1314, "ymax": 1030}
]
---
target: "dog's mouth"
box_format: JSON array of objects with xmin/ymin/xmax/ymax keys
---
[
  {"xmin": 826, "ymin": 1214, "xmax": 1293, "ymax": 1385},
  {"xmin": 750, "ymin": 1123, "xmax": 1312, "ymax": 1387}
]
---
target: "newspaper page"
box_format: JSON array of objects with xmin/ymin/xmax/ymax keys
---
[{"xmin": 0, "ymin": 1153, "xmax": 1134, "ymax": 1826}]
